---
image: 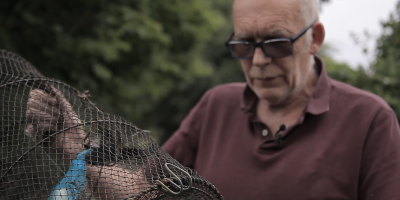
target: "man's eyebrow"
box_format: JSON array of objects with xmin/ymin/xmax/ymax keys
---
[
  {"xmin": 233, "ymin": 29, "xmax": 292, "ymax": 41},
  {"xmin": 233, "ymin": 33, "xmax": 253, "ymax": 41},
  {"xmin": 264, "ymin": 29, "xmax": 291, "ymax": 38}
]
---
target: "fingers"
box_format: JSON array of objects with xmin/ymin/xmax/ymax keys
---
[
  {"xmin": 49, "ymin": 86, "xmax": 87, "ymax": 159},
  {"xmin": 25, "ymin": 89, "xmax": 60, "ymax": 130},
  {"xmin": 25, "ymin": 89, "xmax": 60, "ymax": 143},
  {"xmin": 49, "ymin": 86, "xmax": 87, "ymax": 140},
  {"xmin": 25, "ymin": 85, "xmax": 87, "ymax": 160}
]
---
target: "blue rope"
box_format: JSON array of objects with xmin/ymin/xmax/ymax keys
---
[{"xmin": 48, "ymin": 149, "xmax": 93, "ymax": 200}]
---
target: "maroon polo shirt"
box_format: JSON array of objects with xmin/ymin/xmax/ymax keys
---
[{"xmin": 163, "ymin": 56, "xmax": 400, "ymax": 200}]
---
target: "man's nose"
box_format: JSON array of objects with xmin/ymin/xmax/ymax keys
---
[{"xmin": 252, "ymin": 47, "xmax": 272, "ymax": 67}]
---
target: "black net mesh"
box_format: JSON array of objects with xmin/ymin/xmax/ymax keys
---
[{"xmin": 0, "ymin": 50, "xmax": 223, "ymax": 200}]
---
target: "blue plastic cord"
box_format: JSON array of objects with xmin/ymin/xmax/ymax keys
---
[{"xmin": 48, "ymin": 149, "xmax": 93, "ymax": 200}]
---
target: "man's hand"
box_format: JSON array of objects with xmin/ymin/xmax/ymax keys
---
[
  {"xmin": 24, "ymin": 84, "xmax": 149, "ymax": 199},
  {"xmin": 25, "ymin": 84, "xmax": 88, "ymax": 160},
  {"xmin": 86, "ymin": 164, "xmax": 147, "ymax": 199}
]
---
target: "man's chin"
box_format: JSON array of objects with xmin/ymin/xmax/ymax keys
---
[{"xmin": 254, "ymin": 89, "xmax": 287, "ymax": 106}]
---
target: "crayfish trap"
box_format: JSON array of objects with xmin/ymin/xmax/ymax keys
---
[{"xmin": 0, "ymin": 50, "xmax": 223, "ymax": 200}]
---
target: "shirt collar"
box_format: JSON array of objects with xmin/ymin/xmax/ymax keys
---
[{"xmin": 240, "ymin": 55, "xmax": 331, "ymax": 115}]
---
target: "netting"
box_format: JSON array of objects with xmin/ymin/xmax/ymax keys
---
[{"xmin": 0, "ymin": 49, "xmax": 223, "ymax": 200}]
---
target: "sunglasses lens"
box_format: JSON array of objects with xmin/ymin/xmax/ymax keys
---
[
  {"xmin": 228, "ymin": 43, "xmax": 254, "ymax": 59},
  {"xmin": 228, "ymin": 40, "xmax": 293, "ymax": 59},
  {"xmin": 263, "ymin": 40, "xmax": 292, "ymax": 58}
]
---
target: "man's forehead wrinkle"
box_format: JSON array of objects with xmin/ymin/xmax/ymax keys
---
[
  {"xmin": 268, "ymin": 29, "xmax": 292, "ymax": 38},
  {"xmin": 233, "ymin": 16, "xmax": 255, "ymax": 38},
  {"xmin": 233, "ymin": 0, "xmax": 304, "ymax": 35},
  {"xmin": 234, "ymin": 15, "xmax": 294, "ymax": 40}
]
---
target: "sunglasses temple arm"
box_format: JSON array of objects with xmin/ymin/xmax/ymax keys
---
[{"xmin": 226, "ymin": 32, "xmax": 234, "ymax": 44}]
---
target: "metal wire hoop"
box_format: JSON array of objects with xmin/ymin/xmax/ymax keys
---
[{"xmin": 155, "ymin": 163, "xmax": 193, "ymax": 195}]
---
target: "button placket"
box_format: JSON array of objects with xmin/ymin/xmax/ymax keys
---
[
  {"xmin": 259, "ymin": 123, "xmax": 271, "ymax": 139},
  {"xmin": 262, "ymin": 129, "xmax": 269, "ymax": 136}
]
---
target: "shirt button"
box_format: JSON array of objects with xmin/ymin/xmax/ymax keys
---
[{"xmin": 262, "ymin": 129, "xmax": 268, "ymax": 136}]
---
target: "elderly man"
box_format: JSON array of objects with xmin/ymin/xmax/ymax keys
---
[{"xmin": 163, "ymin": 0, "xmax": 400, "ymax": 199}]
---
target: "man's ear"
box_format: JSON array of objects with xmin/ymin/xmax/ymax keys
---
[{"xmin": 309, "ymin": 22, "xmax": 325, "ymax": 55}]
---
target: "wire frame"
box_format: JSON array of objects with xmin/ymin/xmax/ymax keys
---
[{"xmin": 0, "ymin": 49, "xmax": 223, "ymax": 200}]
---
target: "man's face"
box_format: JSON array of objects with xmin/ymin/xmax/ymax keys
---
[{"xmin": 233, "ymin": 0, "xmax": 315, "ymax": 105}]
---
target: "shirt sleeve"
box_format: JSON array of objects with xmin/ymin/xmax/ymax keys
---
[
  {"xmin": 358, "ymin": 108, "xmax": 400, "ymax": 200},
  {"xmin": 162, "ymin": 91, "xmax": 210, "ymax": 169}
]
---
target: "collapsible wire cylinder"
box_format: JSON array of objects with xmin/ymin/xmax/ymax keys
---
[{"xmin": 0, "ymin": 50, "xmax": 223, "ymax": 200}]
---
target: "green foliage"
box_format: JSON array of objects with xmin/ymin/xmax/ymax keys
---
[
  {"xmin": 153, "ymin": 0, "xmax": 246, "ymax": 143},
  {"xmin": 361, "ymin": 1, "xmax": 400, "ymax": 118},
  {"xmin": 0, "ymin": 0, "xmax": 229, "ymax": 142},
  {"xmin": 320, "ymin": 1, "xmax": 400, "ymax": 121},
  {"xmin": 318, "ymin": 44, "xmax": 357, "ymax": 83}
]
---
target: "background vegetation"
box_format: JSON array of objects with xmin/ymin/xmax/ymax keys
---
[{"xmin": 0, "ymin": 0, "xmax": 399, "ymax": 144}]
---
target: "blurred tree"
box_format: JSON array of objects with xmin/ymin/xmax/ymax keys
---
[
  {"xmin": 318, "ymin": 44, "xmax": 357, "ymax": 84},
  {"xmin": 356, "ymin": 1, "xmax": 400, "ymax": 119},
  {"xmin": 0, "ymin": 0, "xmax": 225, "ymax": 140},
  {"xmin": 318, "ymin": 1, "xmax": 400, "ymax": 121},
  {"xmin": 153, "ymin": 0, "xmax": 246, "ymax": 144}
]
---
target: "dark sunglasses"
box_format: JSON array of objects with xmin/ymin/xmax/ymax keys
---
[{"xmin": 225, "ymin": 22, "xmax": 315, "ymax": 59}]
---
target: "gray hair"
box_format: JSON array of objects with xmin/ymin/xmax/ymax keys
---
[
  {"xmin": 300, "ymin": 0, "xmax": 320, "ymax": 25},
  {"xmin": 299, "ymin": 0, "xmax": 320, "ymax": 46}
]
